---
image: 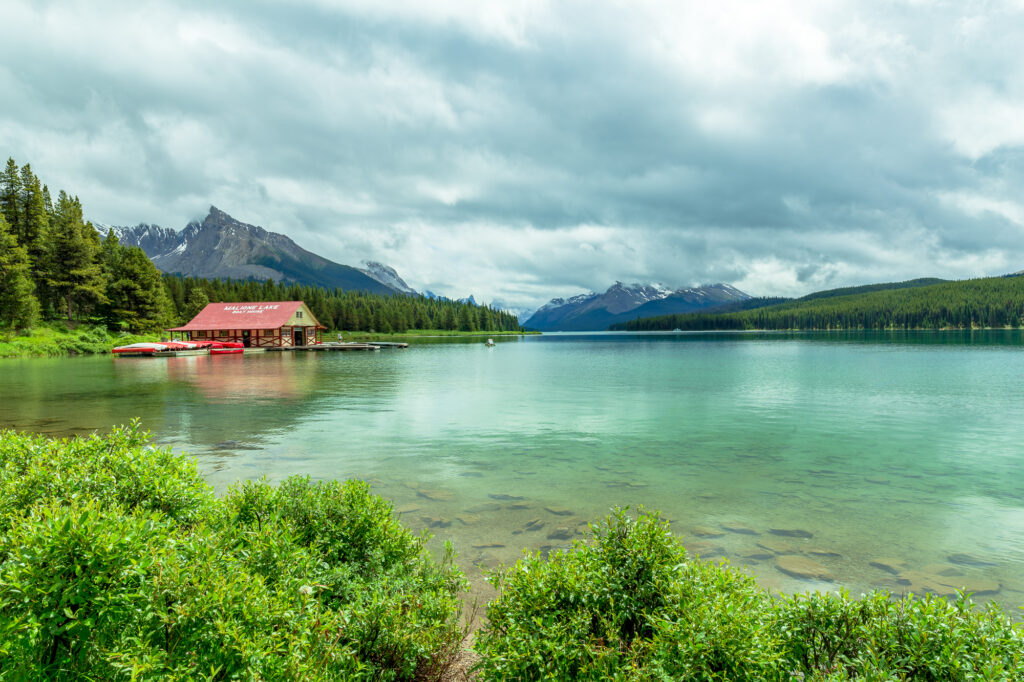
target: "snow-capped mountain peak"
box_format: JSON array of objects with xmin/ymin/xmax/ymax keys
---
[{"xmin": 359, "ymin": 261, "xmax": 418, "ymax": 295}]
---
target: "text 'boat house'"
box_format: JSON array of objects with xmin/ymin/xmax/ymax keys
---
[{"xmin": 167, "ymin": 301, "xmax": 325, "ymax": 347}]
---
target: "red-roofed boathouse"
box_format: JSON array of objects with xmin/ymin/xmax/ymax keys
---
[{"xmin": 167, "ymin": 301, "xmax": 325, "ymax": 348}]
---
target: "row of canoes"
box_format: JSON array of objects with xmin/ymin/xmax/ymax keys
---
[{"xmin": 112, "ymin": 341, "xmax": 245, "ymax": 356}]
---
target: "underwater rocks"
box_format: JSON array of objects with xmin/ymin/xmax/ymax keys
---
[
  {"xmin": 768, "ymin": 528, "xmax": 814, "ymax": 539},
  {"xmin": 721, "ymin": 522, "xmax": 759, "ymax": 535},
  {"xmin": 776, "ymin": 556, "xmax": 835, "ymax": 581},
  {"xmin": 416, "ymin": 488, "xmax": 455, "ymax": 501}
]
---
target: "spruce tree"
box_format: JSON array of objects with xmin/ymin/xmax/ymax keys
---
[
  {"xmin": 183, "ymin": 287, "xmax": 210, "ymax": 320},
  {"xmin": 0, "ymin": 214, "xmax": 39, "ymax": 329},
  {"xmin": 0, "ymin": 158, "xmax": 22, "ymax": 234},
  {"xmin": 17, "ymin": 165, "xmax": 51, "ymax": 309},
  {"xmin": 47, "ymin": 191, "xmax": 106, "ymax": 321}
]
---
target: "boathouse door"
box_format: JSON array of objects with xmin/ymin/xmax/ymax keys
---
[
  {"xmin": 242, "ymin": 330, "xmax": 251, "ymax": 347},
  {"xmin": 293, "ymin": 328, "xmax": 304, "ymax": 346}
]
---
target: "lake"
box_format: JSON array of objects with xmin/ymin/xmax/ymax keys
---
[{"xmin": 1, "ymin": 331, "xmax": 1022, "ymax": 609}]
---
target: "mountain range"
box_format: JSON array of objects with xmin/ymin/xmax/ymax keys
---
[
  {"xmin": 523, "ymin": 282, "xmax": 751, "ymax": 331},
  {"xmin": 101, "ymin": 207, "xmax": 413, "ymax": 296},
  {"xmin": 100, "ymin": 206, "xmax": 756, "ymax": 328}
]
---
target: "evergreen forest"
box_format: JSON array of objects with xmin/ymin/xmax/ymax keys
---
[
  {"xmin": 612, "ymin": 276, "xmax": 1024, "ymax": 331},
  {"xmin": 0, "ymin": 157, "xmax": 521, "ymax": 334}
]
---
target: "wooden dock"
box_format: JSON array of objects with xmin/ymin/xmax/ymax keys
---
[{"xmin": 265, "ymin": 342, "xmax": 408, "ymax": 352}]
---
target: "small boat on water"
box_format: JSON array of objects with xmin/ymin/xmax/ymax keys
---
[
  {"xmin": 112, "ymin": 340, "xmax": 242, "ymax": 357},
  {"xmin": 485, "ymin": 338, "xmax": 496, "ymax": 347},
  {"xmin": 112, "ymin": 342, "xmax": 177, "ymax": 356},
  {"xmin": 209, "ymin": 342, "xmax": 244, "ymax": 355}
]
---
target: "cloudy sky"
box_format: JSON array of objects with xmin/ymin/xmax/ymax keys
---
[{"xmin": 2, "ymin": 1, "xmax": 1023, "ymax": 308}]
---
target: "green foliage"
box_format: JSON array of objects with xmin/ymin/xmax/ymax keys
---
[
  {"xmin": 0, "ymin": 322, "xmax": 159, "ymax": 358},
  {"xmin": 474, "ymin": 508, "xmax": 1024, "ymax": 681},
  {"xmin": 101, "ymin": 232, "xmax": 174, "ymax": 333},
  {"xmin": 0, "ymin": 425, "xmax": 469, "ymax": 680},
  {"xmin": 2, "ymin": 156, "xmax": 522, "ymax": 341},
  {"xmin": 615, "ymin": 276, "xmax": 1024, "ymax": 331},
  {"xmin": 775, "ymin": 590, "xmax": 1024, "ymax": 679},
  {"xmin": 45, "ymin": 190, "xmax": 107, "ymax": 321},
  {"xmin": 162, "ymin": 274, "xmax": 523, "ymax": 334},
  {"xmin": 475, "ymin": 508, "xmax": 781, "ymax": 680},
  {"xmin": 0, "ymin": 214, "xmax": 39, "ymax": 329}
]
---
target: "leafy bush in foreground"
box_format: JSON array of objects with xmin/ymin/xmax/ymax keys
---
[
  {"xmin": 0, "ymin": 423, "xmax": 468, "ymax": 680},
  {"xmin": 475, "ymin": 509, "xmax": 1024, "ymax": 681}
]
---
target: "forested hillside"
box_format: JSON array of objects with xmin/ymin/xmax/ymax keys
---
[
  {"xmin": 0, "ymin": 157, "xmax": 521, "ymax": 334},
  {"xmin": 613, "ymin": 276, "xmax": 1024, "ymax": 331},
  {"xmin": 163, "ymin": 275, "xmax": 521, "ymax": 333}
]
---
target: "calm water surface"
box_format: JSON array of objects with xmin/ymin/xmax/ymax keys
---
[{"xmin": 2, "ymin": 331, "xmax": 1022, "ymax": 607}]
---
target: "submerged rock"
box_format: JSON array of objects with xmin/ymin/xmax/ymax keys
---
[
  {"xmin": 465, "ymin": 502, "xmax": 502, "ymax": 513},
  {"xmin": 947, "ymin": 553, "xmax": 998, "ymax": 567},
  {"xmin": 489, "ymin": 493, "xmax": 526, "ymax": 501},
  {"xmin": 776, "ymin": 556, "xmax": 835, "ymax": 581},
  {"xmin": 919, "ymin": 563, "xmax": 964, "ymax": 577},
  {"xmin": 524, "ymin": 518, "xmax": 545, "ymax": 531},
  {"xmin": 685, "ymin": 540, "xmax": 725, "ymax": 557},
  {"xmin": 544, "ymin": 506, "xmax": 573, "ymax": 516},
  {"xmin": 455, "ymin": 514, "xmax": 481, "ymax": 526},
  {"xmin": 417, "ymin": 488, "xmax": 455, "ymax": 502},
  {"xmin": 721, "ymin": 522, "xmax": 759, "ymax": 536},
  {"xmin": 691, "ymin": 525, "xmax": 726, "ymax": 538},
  {"xmin": 420, "ymin": 516, "xmax": 451, "ymax": 529},
  {"xmin": 807, "ymin": 548, "xmax": 842, "ymax": 558},
  {"xmin": 394, "ymin": 504, "xmax": 420, "ymax": 514},
  {"xmin": 507, "ymin": 502, "xmax": 533, "ymax": 510},
  {"xmin": 547, "ymin": 527, "xmax": 573, "ymax": 541},
  {"xmin": 756, "ymin": 538, "xmax": 799, "ymax": 555},
  {"xmin": 769, "ymin": 528, "xmax": 814, "ymax": 539},
  {"xmin": 869, "ymin": 558, "xmax": 906, "ymax": 575},
  {"xmin": 743, "ymin": 551, "xmax": 775, "ymax": 561},
  {"xmin": 897, "ymin": 571, "xmax": 1001, "ymax": 597}
]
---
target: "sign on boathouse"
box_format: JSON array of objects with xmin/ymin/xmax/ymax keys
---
[{"xmin": 167, "ymin": 301, "xmax": 325, "ymax": 348}]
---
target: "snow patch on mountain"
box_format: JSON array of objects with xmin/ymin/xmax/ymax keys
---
[{"xmin": 359, "ymin": 261, "xmax": 418, "ymax": 295}]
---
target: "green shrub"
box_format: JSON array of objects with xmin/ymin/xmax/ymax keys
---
[
  {"xmin": 776, "ymin": 589, "xmax": 1024, "ymax": 679},
  {"xmin": 0, "ymin": 425, "xmax": 468, "ymax": 680},
  {"xmin": 474, "ymin": 508, "xmax": 782, "ymax": 680},
  {"xmin": 0, "ymin": 322, "xmax": 161, "ymax": 358},
  {"xmin": 474, "ymin": 508, "xmax": 1024, "ymax": 681}
]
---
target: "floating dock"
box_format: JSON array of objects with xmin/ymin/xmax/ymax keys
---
[{"xmin": 265, "ymin": 342, "xmax": 408, "ymax": 352}]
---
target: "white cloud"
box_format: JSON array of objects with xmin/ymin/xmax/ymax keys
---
[{"xmin": 1, "ymin": 0, "xmax": 1023, "ymax": 307}]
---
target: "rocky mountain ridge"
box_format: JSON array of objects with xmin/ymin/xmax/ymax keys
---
[
  {"xmin": 101, "ymin": 207, "xmax": 411, "ymax": 295},
  {"xmin": 524, "ymin": 281, "xmax": 750, "ymax": 331}
]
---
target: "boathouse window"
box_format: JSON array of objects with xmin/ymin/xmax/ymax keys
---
[{"xmin": 296, "ymin": 311, "xmax": 303, "ymax": 318}]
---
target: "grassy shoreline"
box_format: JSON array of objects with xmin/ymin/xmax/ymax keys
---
[
  {"xmin": 1, "ymin": 426, "xmax": 1022, "ymax": 679},
  {"xmin": 0, "ymin": 325, "xmax": 539, "ymax": 358},
  {"xmin": 0, "ymin": 323, "xmax": 161, "ymax": 359}
]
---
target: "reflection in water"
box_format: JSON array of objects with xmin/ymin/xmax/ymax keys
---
[{"xmin": 1, "ymin": 332, "xmax": 1023, "ymax": 612}]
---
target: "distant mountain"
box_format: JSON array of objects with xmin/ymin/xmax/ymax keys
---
[
  {"xmin": 359, "ymin": 261, "xmax": 418, "ymax": 294},
  {"xmin": 489, "ymin": 299, "xmax": 537, "ymax": 324},
  {"xmin": 104, "ymin": 207, "xmax": 404, "ymax": 295},
  {"xmin": 611, "ymin": 275, "xmax": 1011, "ymax": 332},
  {"xmin": 524, "ymin": 282, "xmax": 750, "ymax": 331}
]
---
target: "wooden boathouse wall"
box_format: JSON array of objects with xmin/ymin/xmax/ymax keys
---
[{"xmin": 167, "ymin": 301, "xmax": 325, "ymax": 347}]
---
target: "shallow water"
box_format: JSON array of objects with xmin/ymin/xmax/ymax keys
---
[{"xmin": 1, "ymin": 331, "xmax": 1022, "ymax": 609}]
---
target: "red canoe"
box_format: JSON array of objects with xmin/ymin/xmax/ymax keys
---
[{"xmin": 209, "ymin": 342, "xmax": 244, "ymax": 355}]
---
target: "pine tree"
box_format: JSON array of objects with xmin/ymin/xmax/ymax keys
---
[
  {"xmin": 47, "ymin": 191, "xmax": 106, "ymax": 321},
  {"xmin": 0, "ymin": 158, "xmax": 22, "ymax": 234},
  {"xmin": 17, "ymin": 166, "xmax": 51, "ymax": 305},
  {"xmin": 184, "ymin": 287, "xmax": 210, "ymax": 320},
  {"xmin": 0, "ymin": 214, "xmax": 39, "ymax": 329}
]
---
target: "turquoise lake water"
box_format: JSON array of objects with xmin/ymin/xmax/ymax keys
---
[{"xmin": 1, "ymin": 331, "xmax": 1022, "ymax": 608}]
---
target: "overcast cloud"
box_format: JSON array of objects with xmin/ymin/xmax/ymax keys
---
[{"xmin": 2, "ymin": 0, "xmax": 1023, "ymax": 308}]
